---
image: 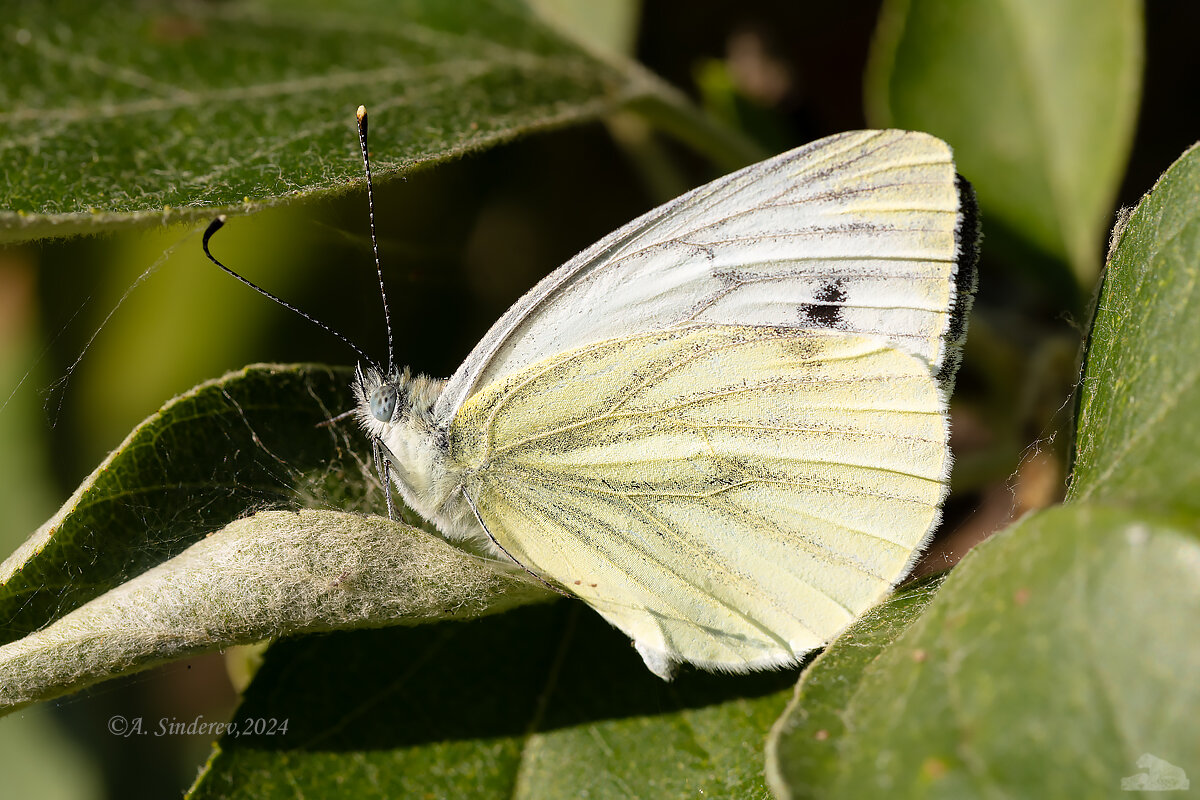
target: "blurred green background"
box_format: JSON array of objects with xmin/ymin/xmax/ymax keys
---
[{"xmin": 1, "ymin": 1, "xmax": 1197, "ymax": 797}]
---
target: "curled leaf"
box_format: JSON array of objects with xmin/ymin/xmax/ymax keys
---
[{"xmin": 0, "ymin": 509, "xmax": 551, "ymax": 714}]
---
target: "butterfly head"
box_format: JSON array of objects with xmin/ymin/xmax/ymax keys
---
[
  {"xmin": 368, "ymin": 381, "xmax": 399, "ymax": 423},
  {"xmin": 353, "ymin": 363, "xmax": 459, "ymax": 527},
  {"xmin": 354, "ymin": 365, "xmax": 438, "ymax": 428},
  {"xmin": 353, "ymin": 364, "xmax": 447, "ymax": 460}
]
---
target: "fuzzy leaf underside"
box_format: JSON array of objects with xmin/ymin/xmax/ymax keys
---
[
  {"xmin": 0, "ymin": 364, "xmax": 377, "ymax": 646},
  {"xmin": 0, "ymin": 509, "xmax": 551, "ymax": 714}
]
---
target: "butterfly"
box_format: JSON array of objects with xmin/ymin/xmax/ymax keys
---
[{"xmin": 354, "ymin": 127, "xmax": 979, "ymax": 680}]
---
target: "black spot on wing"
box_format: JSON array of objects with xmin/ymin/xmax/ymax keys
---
[{"xmin": 800, "ymin": 280, "xmax": 848, "ymax": 328}]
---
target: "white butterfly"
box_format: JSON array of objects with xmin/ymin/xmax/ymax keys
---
[{"xmin": 354, "ymin": 128, "xmax": 978, "ymax": 679}]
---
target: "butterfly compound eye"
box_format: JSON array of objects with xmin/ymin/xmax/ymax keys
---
[{"xmin": 369, "ymin": 384, "xmax": 399, "ymax": 423}]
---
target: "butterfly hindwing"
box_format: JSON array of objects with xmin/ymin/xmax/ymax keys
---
[{"xmin": 447, "ymin": 325, "xmax": 950, "ymax": 676}]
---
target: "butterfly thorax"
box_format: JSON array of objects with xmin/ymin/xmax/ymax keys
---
[{"xmin": 353, "ymin": 366, "xmax": 483, "ymax": 544}]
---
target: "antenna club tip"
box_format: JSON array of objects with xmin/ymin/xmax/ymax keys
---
[
  {"xmin": 217, "ymin": 213, "xmax": 227, "ymax": 222},
  {"xmin": 357, "ymin": 105, "xmax": 367, "ymax": 120}
]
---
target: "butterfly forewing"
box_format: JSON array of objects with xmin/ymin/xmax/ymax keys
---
[{"xmin": 436, "ymin": 130, "xmax": 974, "ymax": 424}]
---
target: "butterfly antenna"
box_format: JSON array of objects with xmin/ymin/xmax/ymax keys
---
[
  {"xmin": 202, "ymin": 217, "xmax": 375, "ymax": 366},
  {"xmin": 356, "ymin": 105, "xmax": 394, "ymax": 374}
]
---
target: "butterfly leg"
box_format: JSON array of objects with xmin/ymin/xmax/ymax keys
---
[{"xmin": 372, "ymin": 437, "xmax": 397, "ymax": 520}]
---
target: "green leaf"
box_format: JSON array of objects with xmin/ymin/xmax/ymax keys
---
[
  {"xmin": 764, "ymin": 577, "xmax": 946, "ymax": 799},
  {"xmin": 527, "ymin": 0, "xmax": 642, "ymax": 56},
  {"xmin": 0, "ymin": 363, "xmax": 378, "ymax": 645},
  {"xmin": 866, "ymin": 0, "xmax": 1143, "ymax": 283},
  {"xmin": 0, "ymin": 0, "xmax": 669, "ymax": 242},
  {"xmin": 765, "ymin": 504, "xmax": 1200, "ymax": 798},
  {"xmin": 1070, "ymin": 142, "xmax": 1200, "ymax": 517},
  {"xmin": 0, "ymin": 509, "xmax": 549, "ymax": 715},
  {"xmin": 188, "ymin": 603, "xmax": 797, "ymax": 799}
]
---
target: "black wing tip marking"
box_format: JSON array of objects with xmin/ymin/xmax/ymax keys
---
[
  {"xmin": 952, "ymin": 174, "xmax": 982, "ymax": 314},
  {"xmin": 937, "ymin": 174, "xmax": 981, "ymax": 389}
]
